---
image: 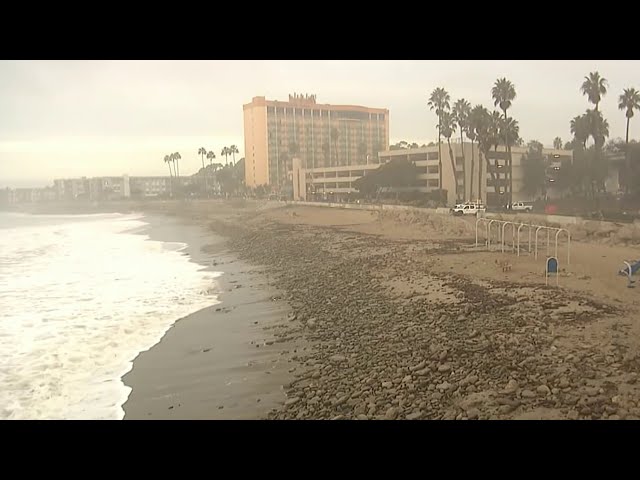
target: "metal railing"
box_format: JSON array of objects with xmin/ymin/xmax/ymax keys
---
[{"xmin": 475, "ymin": 218, "xmax": 571, "ymax": 267}]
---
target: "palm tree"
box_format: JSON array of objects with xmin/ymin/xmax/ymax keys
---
[
  {"xmin": 321, "ymin": 142, "xmax": 330, "ymax": 167},
  {"xmin": 453, "ymin": 98, "xmax": 471, "ymax": 201},
  {"xmin": 487, "ymin": 111, "xmax": 504, "ymax": 199},
  {"xmin": 164, "ymin": 154, "xmax": 173, "ymax": 197},
  {"xmin": 428, "ymin": 87, "xmax": 451, "ymax": 203},
  {"xmin": 173, "ymin": 152, "xmax": 181, "ymax": 178},
  {"xmin": 470, "ymin": 105, "xmax": 490, "ymax": 201},
  {"xmin": 492, "ymin": 77, "xmax": 516, "ymax": 204},
  {"xmin": 618, "ymin": 88, "xmax": 640, "ymax": 193},
  {"xmin": 206, "ymin": 150, "xmax": 216, "ymax": 168},
  {"xmin": 198, "ymin": 147, "xmax": 208, "ymax": 191},
  {"xmin": 570, "ymin": 115, "xmax": 590, "ymax": 149},
  {"xmin": 206, "ymin": 151, "xmax": 216, "ymax": 194},
  {"xmin": 229, "ymin": 145, "xmax": 239, "ymax": 165},
  {"xmin": 221, "ymin": 146, "xmax": 230, "ymax": 166},
  {"xmin": 440, "ymin": 111, "xmax": 459, "ymax": 201},
  {"xmin": 581, "ymin": 72, "xmax": 608, "ymax": 111},
  {"xmin": 502, "ymin": 117, "xmax": 521, "ymax": 191},
  {"xmin": 164, "ymin": 154, "xmax": 173, "ymax": 177},
  {"xmin": 553, "ymin": 137, "xmax": 563, "ymax": 150},
  {"xmin": 330, "ymin": 128, "xmax": 340, "ymax": 166},
  {"xmin": 357, "ymin": 142, "xmax": 367, "ymax": 164}
]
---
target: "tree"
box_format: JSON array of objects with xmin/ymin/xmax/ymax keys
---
[
  {"xmin": 207, "ymin": 150, "xmax": 216, "ymax": 169},
  {"xmin": 570, "ymin": 114, "xmax": 590, "ymax": 149},
  {"xmin": 352, "ymin": 158, "xmax": 421, "ymax": 196},
  {"xmin": 198, "ymin": 147, "xmax": 208, "ymax": 191},
  {"xmin": 470, "ymin": 105, "xmax": 490, "ymax": 201},
  {"xmin": 173, "ymin": 152, "xmax": 181, "ymax": 178},
  {"xmin": 206, "ymin": 151, "xmax": 217, "ymax": 194},
  {"xmin": 164, "ymin": 154, "xmax": 173, "ymax": 177},
  {"xmin": 492, "ymin": 77, "xmax": 517, "ymax": 204},
  {"xmin": 581, "ymin": 72, "xmax": 608, "ymax": 111},
  {"xmin": 321, "ymin": 142, "xmax": 330, "ymax": 167},
  {"xmin": 428, "ymin": 87, "xmax": 450, "ymax": 204},
  {"xmin": 330, "ymin": 128, "xmax": 340, "ymax": 166},
  {"xmin": 553, "ymin": 137, "xmax": 563, "ymax": 150},
  {"xmin": 164, "ymin": 154, "xmax": 173, "ymax": 197},
  {"xmin": 357, "ymin": 142, "xmax": 367, "ymax": 163},
  {"xmin": 618, "ymin": 87, "xmax": 640, "ymax": 193},
  {"xmin": 229, "ymin": 145, "xmax": 239, "ymax": 165},
  {"xmin": 440, "ymin": 111, "xmax": 459, "ymax": 200},
  {"xmin": 221, "ymin": 146, "xmax": 230, "ymax": 166},
  {"xmin": 521, "ymin": 143, "xmax": 547, "ymax": 197},
  {"xmin": 453, "ymin": 98, "xmax": 471, "ymax": 201},
  {"xmin": 488, "ymin": 111, "xmax": 502, "ymax": 194}
]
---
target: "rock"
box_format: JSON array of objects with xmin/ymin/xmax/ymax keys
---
[
  {"xmin": 608, "ymin": 414, "xmax": 621, "ymax": 421},
  {"xmin": 329, "ymin": 354, "xmax": 347, "ymax": 363},
  {"xmin": 498, "ymin": 404, "xmax": 517, "ymax": 414},
  {"xmin": 356, "ymin": 414, "xmax": 368, "ymax": 420},
  {"xmin": 414, "ymin": 367, "xmax": 430, "ymax": 376},
  {"xmin": 409, "ymin": 361, "xmax": 427, "ymax": 372},
  {"xmin": 503, "ymin": 379, "xmax": 519, "ymax": 393},
  {"xmin": 331, "ymin": 415, "xmax": 345, "ymax": 420},
  {"xmin": 438, "ymin": 363, "xmax": 452, "ymax": 373},
  {"xmin": 567, "ymin": 410, "xmax": 579, "ymax": 420},
  {"xmin": 584, "ymin": 386, "xmax": 599, "ymax": 397},
  {"xmin": 334, "ymin": 394, "xmax": 350, "ymax": 406},
  {"xmin": 537, "ymin": 385, "xmax": 551, "ymax": 396},
  {"xmin": 406, "ymin": 411, "xmax": 423, "ymax": 420},
  {"xmin": 285, "ymin": 397, "xmax": 301, "ymax": 407},
  {"xmin": 382, "ymin": 381, "xmax": 393, "ymax": 388},
  {"xmin": 467, "ymin": 408, "xmax": 480, "ymax": 420},
  {"xmin": 437, "ymin": 381, "xmax": 453, "ymax": 392},
  {"xmin": 558, "ymin": 378, "xmax": 570, "ymax": 389},
  {"xmin": 521, "ymin": 390, "xmax": 536, "ymax": 399},
  {"xmin": 385, "ymin": 407, "xmax": 399, "ymax": 420}
]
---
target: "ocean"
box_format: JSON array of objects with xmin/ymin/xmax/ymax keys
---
[{"xmin": 0, "ymin": 211, "xmax": 219, "ymax": 420}]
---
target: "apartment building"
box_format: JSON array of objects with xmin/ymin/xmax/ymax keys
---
[{"xmin": 243, "ymin": 93, "xmax": 389, "ymax": 189}]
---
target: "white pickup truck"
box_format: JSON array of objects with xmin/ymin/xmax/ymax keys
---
[
  {"xmin": 452, "ymin": 203, "xmax": 486, "ymax": 216},
  {"xmin": 510, "ymin": 202, "xmax": 533, "ymax": 212}
]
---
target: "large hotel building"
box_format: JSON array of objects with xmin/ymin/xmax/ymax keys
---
[{"xmin": 243, "ymin": 94, "xmax": 389, "ymax": 188}]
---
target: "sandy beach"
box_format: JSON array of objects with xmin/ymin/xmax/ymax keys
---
[
  {"xmin": 123, "ymin": 199, "xmax": 640, "ymax": 420},
  {"xmin": 121, "ymin": 213, "xmax": 299, "ymax": 419},
  {"xmin": 27, "ymin": 198, "xmax": 638, "ymax": 419}
]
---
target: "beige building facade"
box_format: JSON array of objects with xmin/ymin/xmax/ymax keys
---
[
  {"xmin": 293, "ymin": 142, "xmax": 573, "ymax": 206},
  {"xmin": 243, "ymin": 94, "xmax": 389, "ymax": 189}
]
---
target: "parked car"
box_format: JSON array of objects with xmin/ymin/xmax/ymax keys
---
[
  {"xmin": 510, "ymin": 201, "xmax": 533, "ymax": 212},
  {"xmin": 452, "ymin": 203, "xmax": 486, "ymax": 216}
]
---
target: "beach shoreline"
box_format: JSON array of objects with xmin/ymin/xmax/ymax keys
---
[{"xmin": 121, "ymin": 212, "xmax": 299, "ymax": 420}]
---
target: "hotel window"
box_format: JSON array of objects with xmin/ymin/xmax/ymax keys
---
[
  {"xmin": 427, "ymin": 179, "xmax": 439, "ymax": 188},
  {"xmin": 427, "ymin": 152, "xmax": 439, "ymax": 161},
  {"xmin": 427, "ymin": 166, "xmax": 439, "ymax": 174},
  {"xmin": 455, "ymin": 156, "xmax": 464, "ymax": 165}
]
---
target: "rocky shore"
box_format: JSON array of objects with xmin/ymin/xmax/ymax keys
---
[{"xmin": 194, "ymin": 203, "xmax": 640, "ymax": 421}]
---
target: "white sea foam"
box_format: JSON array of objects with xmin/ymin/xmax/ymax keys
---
[{"xmin": 0, "ymin": 212, "xmax": 220, "ymax": 420}]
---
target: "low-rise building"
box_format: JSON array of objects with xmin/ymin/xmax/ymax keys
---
[{"xmin": 292, "ymin": 142, "xmax": 574, "ymax": 206}]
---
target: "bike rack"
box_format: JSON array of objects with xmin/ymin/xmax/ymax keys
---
[{"xmin": 476, "ymin": 217, "xmax": 571, "ymax": 268}]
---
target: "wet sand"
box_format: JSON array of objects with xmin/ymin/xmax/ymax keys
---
[{"xmin": 122, "ymin": 215, "xmax": 298, "ymax": 419}]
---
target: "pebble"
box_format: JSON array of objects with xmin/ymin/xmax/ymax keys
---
[
  {"xmin": 385, "ymin": 407, "xmax": 399, "ymax": 420},
  {"xmin": 537, "ymin": 385, "xmax": 551, "ymax": 395},
  {"xmin": 438, "ymin": 363, "xmax": 452, "ymax": 373}
]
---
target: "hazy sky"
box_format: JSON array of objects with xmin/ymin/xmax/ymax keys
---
[{"xmin": 2, "ymin": 60, "xmax": 639, "ymax": 187}]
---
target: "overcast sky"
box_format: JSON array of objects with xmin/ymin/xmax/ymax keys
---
[{"xmin": 2, "ymin": 60, "xmax": 639, "ymax": 187}]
